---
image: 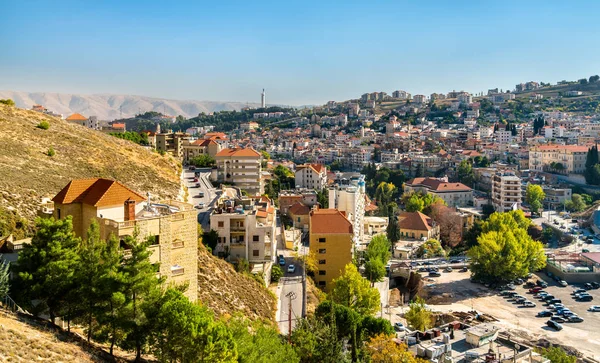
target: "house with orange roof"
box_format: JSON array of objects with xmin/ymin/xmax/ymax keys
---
[
  {"xmin": 213, "ymin": 147, "xmax": 263, "ymax": 195},
  {"xmin": 397, "ymin": 211, "xmax": 439, "ymax": 241},
  {"xmin": 309, "ymin": 208, "xmax": 353, "ymax": 291},
  {"xmin": 288, "ymin": 202, "xmax": 311, "ymax": 231},
  {"xmin": 404, "ymin": 177, "xmax": 473, "ymax": 207},
  {"xmin": 182, "ymin": 138, "xmax": 222, "ymax": 163},
  {"xmin": 295, "ymin": 163, "xmax": 328, "ymax": 190},
  {"xmin": 50, "ymin": 178, "xmax": 198, "ymax": 301},
  {"xmin": 66, "ymin": 113, "xmax": 99, "ymax": 130}
]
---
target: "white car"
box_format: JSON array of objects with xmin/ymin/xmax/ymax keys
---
[
  {"xmin": 287, "ymin": 264, "xmax": 296, "ymax": 273},
  {"xmin": 589, "ymin": 305, "xmax": 600, "ymax": 312},
  {"xmin": 197, "ymin": 202, "xmax": 206, "ymax": 209}
]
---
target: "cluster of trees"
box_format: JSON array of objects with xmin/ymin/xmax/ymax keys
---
[
  {"xmin": 457, "ymin": 160, "xmax": 475, "ymax": 187},
  {"xmin": 402, "ymin": 192, "xmax": 445, "ymax": 214},
  {"xmin": 428, "ymin": 203, "xmax": 463, "ymax": 248},
  {"xmin": 264, "ymin": 165, "xmax": 295, "ymax": 199},
  {"xmin": 362, "ymin": 164, "xmax": 406, "ymax": 201},
  {"xmin": 525, "ymin": 184, "xmax": 546, "ymax": 215},
  {"xmin": 109, "ymin": 131, "xmax": 149, "ymax": 145},
  {"xmin": 189, "ymin": 154, "xmax": 216, "ymax": 167},
  {"xmin": 564, "ymin": 193, "xmax": 591, "ymax": 212},
  {"xmin": 363, "ymin": 235, "xmax": 391, "ymax": 286},
  {"xmin": 533, "ymin": 116, "xmax": 546, "ymax": 135},
  {"xmin": 415, "ymin": 239, "xmax": 445, "ymax": 258},
  {"xmin": 584, "ymin": 145, "xmax": 600, "ymax": 185},
  {"xmin": 579, "ymin": 75, "xmax": 600, "ymax": 85},
  {"xmin": 468, "ymin": 210, "xmax": 547, "ymax": 283},
  {"xmin": 178, "ymin": 107, "xmax": 294, "ymax": 132}
]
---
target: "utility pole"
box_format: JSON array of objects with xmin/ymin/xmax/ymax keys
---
[{"xmin": 286, "ymin": 291, "xmax": 297, "ymax": 343}]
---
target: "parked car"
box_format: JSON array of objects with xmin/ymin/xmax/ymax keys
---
[
  {"xmin": 547, "ymin": 298, "xmax": 562, "ymax": 305},
  {"xmin": 547, "ymin": 320, "xmax": 563, "ymax": 331},
  {"xmin": 542, "ymin": 295, "xmax": 556, "ymax": 302},
  {"xmin": 279, "ymin": 258, "xmax": 286, "ymax": 266},
  {"xmin": 460, "ymin": 266, "xmax": 468, "ymax": 272},
  {"xmin": 577, "ymin": 295, "xmax": 593, "ymax": 302},
  {"xmin": 394, "ymin": 322, "xmax": 406, "ymax": 331},
  {"xmin": 193, "ymin": 177, "xmax": 198, "ymax": 182},
  {"xmin": 572, "ymin": 289, "xmax": 587, "ymax": 295},
  {"xmin": 558, "ymin": 280, "xmax": 568, "ymax": 287},
  {"xmin": 199, "ymin": 191, "xmax": 205, "ymax": 198},
  {"xmin": 537, "ymin": 310, "xmax": 552, "ymax": 317},
  {"xmin": 287, "ymin": 265, "xmax": 296, "ymax": 273},
  {"xmin": 591, "ymin": 282, "xmax": 600, "ymax": 289},
  {"xmin": 515, "ymin": 278, "xmax": 524, "ymax": 285},
  {"xmin": 523, "ymin": 301, "xmax": 536, "ymax": 308},
  {"xmin": 550, "ymin": 316, "xmax": 566, "ymax": 323},
  {"xmin": 588, "ymin": 305, "xmax": 600, "ymax": 312},
  {"xmin": 567, "ymin": 316, "xmax": 584, "ymax": 323},
  {"xmin": 536, "ymin": 280, "xmax": 548, "ymax": 288},
  {"xmin": 444, "ymin": 266, "xmax": 453, "ymax": 272},
  {"xmin": 429, "ymin": 271, "xmax": 441, "ymax": 277},
  {"xmin": 525, "ymin": 282, "xmax": 536, "ymax": 288},
  {"xmin": 506, "ymin": 284, "xmax": 516, "ymax": 290},
  {"xmin": 549, "ymin": 303, "xmax": 564, "ymax": 310},
  {"xmin": 529, "ymin": 287, "xmax": 543, "ymax": 293},
  {"xmin": 418, "ymin": 267, "xmax": 428, "ymax": 272},
  {"xmin": 584, "ymin": 283, "xmax": 594, "ymax": 290}
]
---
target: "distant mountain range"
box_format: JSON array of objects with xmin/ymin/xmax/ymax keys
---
[{"xmin": 0, "ymin": 91, "xmax": 262, "ymax": 120}]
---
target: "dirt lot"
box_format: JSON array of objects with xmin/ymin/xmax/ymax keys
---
[{"xmin": 421, "ymin": 271, "xmax": 600, "ymax": 359}]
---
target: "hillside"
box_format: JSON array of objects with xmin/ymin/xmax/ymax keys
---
[
  {"xmin": 515, "ymin": 82, "xmax": 600, "ymax": 99},
  {"xmin": 0, "ymin": 312, "xmax": 120, "ymax": 362},
  {"xmin": 0, "ymin": 104, "xmax": 181, "ymax": 223},
  {"xmin": 197, "ymin": 243, "xmax": 277, "ymax": 322},
  {"xmin": 0, "ymin": 91, "xmax": 260, "ymax": 120}
]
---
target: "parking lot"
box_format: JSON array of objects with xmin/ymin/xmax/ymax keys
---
[{"xmin": 421, "ymin": 272, "xmax": 600, "ymax": 358}]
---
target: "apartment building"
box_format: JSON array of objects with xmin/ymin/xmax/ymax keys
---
[
  {"xmin": 240, "ymin": 121, "xmax": 260, "ymax": 131},
  {"xmin": 51, "ymin": 178, "xmax": 198, "ymax": 301},
  {"xmin": 295, "ymin": 164, "xmax": 328, "ymax": 190},
  {"xmin": 328, "ymin": 176, "xmax": 366, "ymax": 246},
  {"xmin": 392, "ymin": 90, "xmax": 411, "ymax": 99},
  {"xmin": 309, "ymin": 209, "xmax": 353, "ymax": 291},
  {"xmin": 457, "ymin": 93, "xmax": 472, "ymax": 105},
  {"xmin": 156, "ymin": 132, "xmax": 190, "ymax": 157},
  {"xmin": 404, "ymin": 177, "xmax": 473, "ymax": 207},
  {"xmin": 278, "ymin": 189, "xmax": 318, "ymax": 215},
  {"xmin": 491, "ymin": 172, "xmax": 522, "ymax": 212},
  {"xmin": 182, "ymin": 139, "xmax": 221, "ymax": 163},
  {"xmin": 65, "ymin": 113, "xmax": 99, "ymax": 130},
  {"xmin": 413, "ymin": 94, "xmax": 427, "ymax": 104},
  {"xmin": 543, "ymin": 186, "xmax": 572, "ymax": 210},
  {"xmin": 213, "ymin": 147, "xmax": 263, "ymax": 195},
  {"xmin": 529, "ymin": 144, "xmax": 589, "ymax": 174},
  {"xmin": 210, "ymin": 194, "xmax": 276, "ymax": 266}
]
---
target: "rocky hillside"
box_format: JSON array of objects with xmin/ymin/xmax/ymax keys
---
[
  {"xmin": 0, "ymin": 91, "xmax": 260, "ymax": 120},
  {"xmin": 197, "ymin": 243, "xmax": 277, "ymax": 322},
  {"xmin": 0, "ymin": 103, "xmax": 181, "ymax": 223}
]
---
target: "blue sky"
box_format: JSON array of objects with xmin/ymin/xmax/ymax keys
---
[{"xmin": 1, "ymin": 0, "xmax": 600, "ymax": 105}]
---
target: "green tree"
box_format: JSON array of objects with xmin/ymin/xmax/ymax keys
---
[
  {"xmin": 228, "ymin": 314, "xmax": 298, "ymax": 363},
  {"xmin": 151, "ymin": 289, "xmax": 238, "ymax": 363},
  {"xmin": 189, "ymin": 154, "xmax": 216, "ymax": 167},
  {"xmin": 203, "ymin": 229, "xmax": 219, "ymax": 251},
  {"xmin": 330, "ymin": 264, "xmax": 381, "ymax": 316},
  {"xmin": 415, "ymin": 239, "xmax": 445, "ymax": 258},
  {"xmin": 564, "ymin": 194, "xmax": 588, "ymax": 212},
  {"xmin": 317, "ymin": 188, "xmax": 329, "ymax": 208},
  {"xmin": 386, "ymin": 211, "xmax": 400, "ymax": 243},
  {"xmin": 404, "ymin": 296, "xmax": 433, "ymax": 331},
  {"xmin": 375, "ymin": 182, "xmax": 396, "ymax": 212},
  {"xmin": 541, "ymin": 227, "xmax": 554, "ymax": 243},
  {"xmin": 525, "ymin": 184, "xmax": 546, "ymax": 215},
  {"xmin": 414, "ymin": 164, "xmax": 424, "ymax": 177},
  {"xmin": 14, "ymin": 217, "xmax": 80, "ymax": 324},
  {"xmin": 37, "ymin": 120, "xmax": 50, "ymax": 130},
  {"xmin": 364, "ymin": 235, "xmax": 391, "ymax": 286},
  {"xmin": 119, "ymin": 234, "xmax": 164, "ymax": 361},
  {"xmin": 271, "ymin": 265, "xmax": 284, "ymax": 283},
  {"xmin": 0, "ymin": 257, "xmax": 9, "ymax": 300},
  {"xmin": 0, "ymin": 99, "xmax": 15, "ymax": 106},
  {"xmin": 291, "ymin": 316, "xmax": 345, "ymax": 363},
  {"xmin": 538, "ymin": 346, "xmax": 577, "ymax": 363},
  {"xmin": 457, "ymin": 160, "xmax": 475, "ymax": 187},
  {"xmin": 405, "ymin": 193, "xmax": 425, "ymax": 212}
]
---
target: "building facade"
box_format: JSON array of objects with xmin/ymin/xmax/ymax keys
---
[
  {"xmin": 213, "ymin": 148, "xmax": 263, "ymax": 195},
  {"xmin": 491, "ymin": 172, "xmax": 522, "ymax": 212},
  {"xmin": 156, "ymin": 132, "xmax": 190, "ymax": 158},
  {"xmin": 182, "ymin": 139, "xmax": 221, "ymax": 163},
  {"xmin": 295, "ymin": 164, "xmax": 328, "ymax": 190},
  {"xmin": 51, "ymin": 178, "xmax": 198, "ymax": 301},
  {"xmin": 309, "ymin": 209, "xmax": 353, "ymax": 291},
  {"xmin": 529, "ymin": 144, "xmax": 589, "ymax": 174},
  {"xmin": 403, "ymin": 177, "xmax": 473, "ymax": 208},
  {"xmin": 328, "ymin": 176, "xmax": 366, "ymax": 246}
]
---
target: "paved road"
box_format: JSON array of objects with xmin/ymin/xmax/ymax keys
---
[
  {"xmin": 182, "ymin": 167, "xmax": 219, "ymax": 231},
  {"xmin": 277, "ymin": 257, "xmax": 304, "ymax": 334}
]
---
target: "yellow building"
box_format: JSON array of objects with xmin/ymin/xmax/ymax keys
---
[
  {"xmin": 398, "ymin": 211, "xmax": 439, "ymax": 240},
  {"xmin": 288, "ymin": 202, "xmax": 310, "ymax": 231},
  {"xmin": 309, "ymin": 209, "xmax": 353, "ymax": 291},
  {"xmin": 528, "ymin": 144, "xmax": 589, "ymax": 174},
  {"xmin": 213, "ymin": 147, "xmax": 263, "ymax": 195},
  {"xmin": 52, "ymin": 178, "xmax": 198, "ymax": 301},
  {"xmin": 182, "ymin": 138, "xmax": 222, "ymax": 163}
]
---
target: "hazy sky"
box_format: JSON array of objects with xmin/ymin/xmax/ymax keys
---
[{"xmin": 2, "ymin": 0, "xmax": 600, "ymax": 105}]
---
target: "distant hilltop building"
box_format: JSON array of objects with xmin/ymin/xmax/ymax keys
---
[
  {"xmin": 66, "ymin": 113, "xmax": 99, "ymax": 130},
  {"xmin": 261, "ymin": 89, "xmax": 266, "ymax": 108},
  {"xmin": 31, "ymin": 104, "xmax": 62, "ymax": 118}
]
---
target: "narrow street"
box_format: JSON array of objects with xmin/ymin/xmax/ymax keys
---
[{"xmin": 182, "ymin": 167, "xmax": 219, "ymax": 232}]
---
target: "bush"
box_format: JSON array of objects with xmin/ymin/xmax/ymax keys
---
[
  {"xmin": 37, "ymin": 121, "xmax": 50, "ymax": 130},
  {"xmin": 271, "ymin": 265, "xmax": 283, "ymax": 283},
  {"xmin": 0, "ymin": 99, "xmax": 15, "ymax": 106},
  {"xmin": 47, "ymin": 147, "xmax": 55, "ymax": 157}
]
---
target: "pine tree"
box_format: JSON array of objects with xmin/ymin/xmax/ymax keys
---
[{"xmin": 0, "ymin": 256, "xmax": 9, "ymax": 300}]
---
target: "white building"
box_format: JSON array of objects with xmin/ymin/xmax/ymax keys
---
[
  {"xmin": 295, "ymin": 164, "xmax": 328, "ymax": 190},
  {"xmin": 491, "ymin": 172, "xmax": 522, "ymax": 212},
  {"xmin": 328, "ymin": 176, "xmax": 366, "ymax": 247},
  {"xmin": 457, "ymin": 93, "xmax": 472, "ymax": 105}
]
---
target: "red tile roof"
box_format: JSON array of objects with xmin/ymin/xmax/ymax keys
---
[
  {"xmin": 398, "ymin": 211, "xmax": 434, "ymax": 232},
  {"xmin": 289, "ymin": 202, "xmax": 310, "ymax": 216},
  {"xmin": 532, "ymin": 144, "xmax": 589, "ymax": 153},
  {"xmin": 66, "ymin": 113, "xmax": 87, "ymax": 121},
  {"xmin": 406, "ymin": 177, "xmax": 472, "ymax": 192},
  {"xmin": 310, "ymin": 209, "xmax": 352, "ymax": 234},
  {"xmin": 53, "ymin": 178, "xmax": 145, "ymax": 207},
  {"xmin": 215, "ymin": 147, "xmax": 261, "ymax": 158}
]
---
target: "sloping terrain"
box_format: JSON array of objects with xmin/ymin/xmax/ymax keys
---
[
  {"xmin": 0, "ymin": 312, "xmax": 118, "ymax": 362},
  {"xmin": 0, "ymin": 104, "xmax": 181, "ymax": 222},
  {"xmin": 0, "ymin": 91, "xmax": 260, "ymax": 119},
  {"xmin": 197, "ymin": 244, "xmax": 277, "ymax": 322}
]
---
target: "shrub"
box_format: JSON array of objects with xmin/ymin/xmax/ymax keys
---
[
  {"xmin": 271, "ymin": 265, "xmax": 283, "ymax": 283},
  {"xmin": 47, "ymin": 147, "xmax": 55, "ymax": 157},
  {"xmin": 0, "ymin": 99, "xmax": 15, "ymax": 106},
  {"xmin": 37, "ymin": 121, "xmax": 50, "ymax": 130}
]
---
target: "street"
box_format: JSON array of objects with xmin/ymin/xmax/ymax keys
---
[{"xmin": 182, "ymin": 167, "xmax": 219, "ymax": 232}]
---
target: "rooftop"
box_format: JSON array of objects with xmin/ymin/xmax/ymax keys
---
[
  {"xmin": 52, "ymin": 178, "xmax": 145, "ymax": 207},
  {"xmin": 310, "ymin": 209, "xmax": 353, "ymax": 234}
]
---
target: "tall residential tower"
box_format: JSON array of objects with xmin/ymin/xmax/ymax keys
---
[{"xmin": 261, "ymin": 89, "xmax": 266, "ymax": 108}]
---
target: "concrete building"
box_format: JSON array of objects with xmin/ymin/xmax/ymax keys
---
[
  {"xmin": 328, "ymin": 176, "xmax": 366, "ymax": 246},
  {"xmin": 543, "ymin": 186, "xmax": 572, "ymax": 210},
  {"xmin": 398, "ymin": 211, "xmax": 439, "ymax": 240},
  {"xmin": 278, "ymin": 189, "xmax": 318, "ymax": 215},
  {"xmin": 309, "ymin": 209, "xmax": 353, "ymax": 291},
  {"xmin": 491, "ymin": 172, "xmax": 522, "ymax": 212},
  {"xmin": 261, "ymin": 89, "xmax": 266, "ymax": 108},
  {"xmin": 404, "ymin": 177, "xmax": 473, "ymax": 208},
  {"xmin": 156, "ymin": 132, "xmax": 190, "ymax": 158},
  {"xmin": 213, "ymin": 148, "xmax": 263, "ymax": 195},
  {"xmin": 210, "ymin": 194, "xmax": 276, "ymax": 268},
  {"xmin": 457, "ymin": 93, "xmax": 472, "ymax": 105},
  {"xmin": 182, "ymin": 139, "xmax": 221, "ymax": 163},
  {"xmin": 51, "ymin": 178, "xmax": 198, "ymax": 301},
  {"xmin": 241, "ymin": 122, "xmax": 259, "ymax": 131},
  {"xmin": 413, "ymin": 94, "xmax": 427, "ymax": 104},
  {"xmin": 529, "ymin": 144, "xmax": 589, "ymax": 174},
  {"xmin": 65, "ymin": 113, "xmax": 99, "ymax": 130},
  {"xmin": 295, "ymin": 164, "xmax": 328, "ymax": 190}
]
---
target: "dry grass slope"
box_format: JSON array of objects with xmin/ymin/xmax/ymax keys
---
[
  {"xmin": 0, "ymin": 313, "xmax": 111, "ymax": 362},
  {"xmin": 197, "ymin": 244, "xmax": 277, "ymax": 322},
  {"xmin": 0, "ymin": 104, "xmax": 181, "ymax": 221}
]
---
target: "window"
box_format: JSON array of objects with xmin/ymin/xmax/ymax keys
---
[
  {"xmin": 172, "ymin": 239, "xmax": 184, "ymax": 249},
  {"xmin": 318, "ymin": 238, "xmax": 326, "ymax": 243},
  {"xmin": 318, "ymin": 259, "xmax": 326, "ymax": 265},
  {"xmin": 318, "ymin": 249, "xmax": 326, "ymax": 254},
  {"xmin": 318, "ymin": 281, "xmax": 326, "ymax": 287},
  {"xmin": 253, "ymin": 235, "xmax": 259, "ymax": 242},
  {"xmin": 253, "ymin": 249, "xmax": 259, "ymax": 257},
  {"xmin": 318, "ymin": 270, "xmax": 326, "ymax": 276},
  {"xmin": 57, "ymin": 208, "xmax": 61, "ymax": 219},
  {"xmin": 171, "ymin": 265, "xmax": 185, "ymax": 276},
  {"xmin": 297, "ymin": 217, "xmax": 301, "ymax": 222},
  {"xmin": 218, "ymin": 221, "xmax": 224, "ymax": 228}
]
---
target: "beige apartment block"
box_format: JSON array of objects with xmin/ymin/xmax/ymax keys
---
[
  {"xmin": 213, "ymin": 147, "xmax": 263, "ymax": 195},
  {"xmin": 528, "ymin": 144, "xmax": 589, "ymax": 174},
  {"xmin": 52, "ymin": 178, "xmax": 198, "ymax": 301},
  {"xmin": 491, "ymin": 172, "xmax": 522, "ymax": 212},
  {"xmin": 404, "ymin": 177, "xmax": 473, "ymax": 208}
]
